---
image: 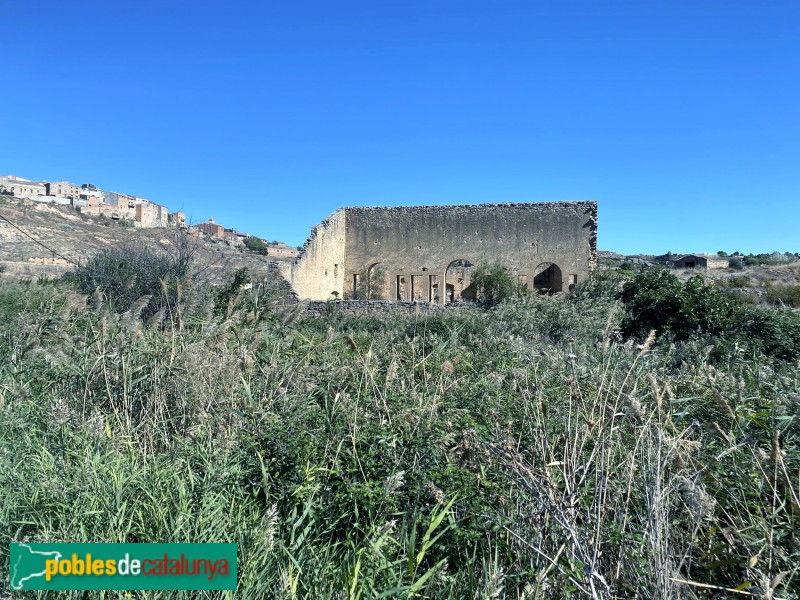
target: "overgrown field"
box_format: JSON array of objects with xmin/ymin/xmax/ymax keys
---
[{"xmin": 1, "ymin": 273, "xmax": 798, "ymax": 598}]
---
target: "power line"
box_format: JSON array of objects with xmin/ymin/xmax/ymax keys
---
[{"xmin": 0, "ymin": 214, "xmax": 81, "ymax": 267}]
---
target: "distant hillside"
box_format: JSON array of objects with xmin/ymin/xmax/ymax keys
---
[
  {"xmin": 0, "ymin": 195, "xmax": 289, "ymax": 283},
  {"xmin": 598, "ymin": 247, "xmax": 800, "ymax": 307}
]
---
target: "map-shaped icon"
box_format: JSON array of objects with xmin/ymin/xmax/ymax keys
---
[{"xmin": 9, "ymin": 543, "xmax": 62, "ymax": 590}]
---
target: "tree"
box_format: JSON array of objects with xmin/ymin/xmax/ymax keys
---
[
  {"xmin": 727, "ymin": 258, "xmax": 744, "ymax": 270},
  {"xmin": 470, "ymin": 262, "xmax": 515, "ymax": 307},
  {"xmin": 351, "ymin": 265, "xmax": 387, "ymax": 300},
  {"xmin": 243, "ymin": 236, "xmax": 269, "ymax": 256}
]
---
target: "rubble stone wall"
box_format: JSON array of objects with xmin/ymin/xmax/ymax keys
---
[{"xmin": 287, "ymin": 201, "xmax": 598, "ymax": 302}]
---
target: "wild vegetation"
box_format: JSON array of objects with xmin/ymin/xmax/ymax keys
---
[
  {"xmin": 243, "ymin": 236, "xmax": 270, "ymax": 256},
  {"xmin": 0, "ymin": 257, "xmax": 798, "ymax": 598},
  {"xmin": 470, "ymin": 261, "xmax": 517, "ymax": 307},
  {"xmin": 349, "ymin": 265, "xmax": 388, "ymax": 300}
]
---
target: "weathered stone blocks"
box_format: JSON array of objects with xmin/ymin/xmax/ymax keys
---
[{"xmin": 286, "ymin": 201, "xmax": 598, "ymax": 302}]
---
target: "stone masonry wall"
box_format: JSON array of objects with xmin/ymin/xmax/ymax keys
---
[
  {"xmin": 303, "ymin": 300, "xmax": 470, "ymax": 317},
  {"xmin": 286, "ymin": 201, "xmax": 597, "ymax": 302},
  {"xmin": 278, "ymin": 209, "xmax": 347, "ymax": 300}
]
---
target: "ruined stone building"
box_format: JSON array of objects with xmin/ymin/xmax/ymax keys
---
[{"xmin": 281, "ymin": 201, "xmax": 598, "ymax": 302}]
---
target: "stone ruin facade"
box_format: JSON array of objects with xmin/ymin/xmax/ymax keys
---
[{"xmin": 280, "ymin": 201, "xmax": 598, "ymax": 302}]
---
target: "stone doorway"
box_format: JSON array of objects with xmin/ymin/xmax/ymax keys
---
[{"xmin": 533, "ymin": 262, "xmax": 562, "ymax": 292}]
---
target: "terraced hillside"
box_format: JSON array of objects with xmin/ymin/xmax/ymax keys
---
[{"xmin": 0, "ymin": 195, "xmax": 284, "ymax": 283}]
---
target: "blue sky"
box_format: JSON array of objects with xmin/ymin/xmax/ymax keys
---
[{"xmin": 1, "ymin": 0, "xmax": 797, "ymax": 254}]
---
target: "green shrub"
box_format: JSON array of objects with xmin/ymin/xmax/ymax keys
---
[
  {"xmin": 620, "ymin": 267, "xmax": 800, "ymax": 361},
  {"xmin": 727, "ymin": 257, "xmax": 744, "ymax": 270},
  {"xmin": 214, "ymin": 267, "xmax": 251, "ymax": 315},
  {"xmin": 618, "ymin": 260, "xmax": 636, "ymax": 271},
  {"xmin": 569, "ymin": 270, "xmax": 625, "ymax": 300},
  {"xmin": 470, "ymin": 261, "xmax": 515, "ymax": 307},
  {"xmin": 350, "ymin": 264, "xmax": 388, "ymax": 300},
  {"xmin": 70, "ymin": 236, "xmax": 192, "ymax": 318},
  {"xmin": 243, "ymin": 236, "xmax": 269, "ymax": 255},
  {"xmin": 618, "ymin": 267, "xmax": 684, "ymax": 340},
  {"xmin": 726, "ymin": 275, "xmax": 751, "ymax": 287},
  {"xmin": 765, "ymin": 283, "xmax": 800, "ymax": 307},
  {"xmin": 620, "ymin": 267, "xmax": 745, "ymax": 343}
]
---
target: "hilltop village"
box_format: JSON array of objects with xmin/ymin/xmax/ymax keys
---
[{"xmin": 0, "ymin": 174, "xmax": 299, "ymax": 259}]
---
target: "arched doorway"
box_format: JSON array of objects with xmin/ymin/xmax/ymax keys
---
[
  {"xmin": 352, "ymin": 263, "xmax": 388, "ymax": 299},
  {"xmin": 533, "ymin": 262, "xmax": 562, "ymax": 292},
  {"xmin": 366, "ymin": 263, "xmax": 388, "ymax": 299},
  {"xmin": 445, "ymin": 259, "xmax": 476, "ymax": 302}
]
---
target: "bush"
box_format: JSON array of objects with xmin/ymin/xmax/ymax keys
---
[
  {"xmin": 727, "ymin": 257, "xmax": 744, "ymax": 270},
  {"xmin": 214, "ymin": 267, "xmax": 251, "ymax": 315},
  {"xmin": 70, "ymin": 233, "xmax": 193, "ymax": 319},
  {"xmin": 618, "ymin": 267, "xmax": 684, "ymax": 340},
  {"xmin": 350, "ymin": 264, "xmax": 387, "ymax": 300},
  {"xmin": 620, "ymin": 267, "xmax": 800, "ymax": 361},
  {"xmin": 726, "ymin": 275, "xmax": 751, "ymax": 288},
  {"xmin": 470, "ymin": 261, "xmax": 515, "ymax": 307},
  {"xmin": 243, "ymin": 236, "xmax": 269, "ymax": 256},
  {"xmin": 618, "ymin": 260, "xmax": 636, "ymax": 271},
  {"xmin": 739, "ymin": 306, "xmax": 800, "ymax": 360},
  {"xmin": 621, "ymin": 268, "xmax": 747, "ymax": 343},
  {"xmin": 569, "ymin": 270, "xmax": 625, "ymax": 300},
  {"xmin": 765, "ymin": 283, "xmax": 800, "ymax": 308}
]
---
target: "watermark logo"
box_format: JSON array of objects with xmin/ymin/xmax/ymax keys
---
[{"xmin": 9, "ymin": 543, "xmax": 237, "ymax": 591}]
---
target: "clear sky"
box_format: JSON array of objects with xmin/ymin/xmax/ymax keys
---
[{"xmin": 1, "ymin": 0, "xmax": 797, "ymax": 254}]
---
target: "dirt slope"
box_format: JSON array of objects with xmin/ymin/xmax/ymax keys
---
[{"xmin": 0, "ymin": 196, "xmax": 287, "ymax": 284}]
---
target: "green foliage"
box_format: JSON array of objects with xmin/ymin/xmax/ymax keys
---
[
  {"xmin": 727, "ymin": 257, "xmax": 744, "ymax": 270},
  {"xmin": 726, "ymin": 275, "xmax": 751, "ymax": 287},
  {"xmin": 469, "ymin": 261, "xmax": 515, "ymax": 307},
  {"xmin": 69, "ymin": 233, "xmax": 193, "ymax": 319},
  {"xmin": 620, "ymin": 268, "xmax": 744, "ymax": 342},
  {"xmin": 617, "ymin": 260, "xmax": 637, "ymax": 275},
  {"xmin": 350, "ymin": 264, "xmax": 387, "ymax": 300},
  {"xmin": 765, "ymin": 283, "xmax": 800, "ymax": 308},
  {"xmin": 618, "ymin": 267, "xmax": 684, "ymax": 338},
  {"xmin": 1, "ymin": 275, "xmax": 799, "ymax": 598},
  {"xmin": 737, "ymin": 304, "xmax": 800, "ymax": 360},
  {"xmin": 569, "ymin": 270, "xmax": 626, "ymax": 300},
  {"xmin": 214, "ymin": 267, "xmax": 251, "ymax": 315},
  {"xmin": 243, "ymin": 236, "xmax": 269, "ymax": 255},
  {"xmin": 620, "ymin": 266, "xmax": 800, "ymax": 361}
]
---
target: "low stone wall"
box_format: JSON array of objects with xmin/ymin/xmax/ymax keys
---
[{"xmin": 303, "ymin": 299, "xmax": 471, "ymax": 317}]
